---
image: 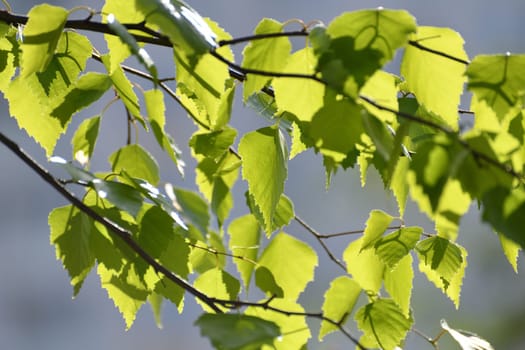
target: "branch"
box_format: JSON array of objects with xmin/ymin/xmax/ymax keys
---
[
  {"xmin": 0, "ymin": 131, "xmax": 222, "ymax": 314},
  {"xmin": 211, "ymin": 297, "xmax": 369, "ymax": 350}
]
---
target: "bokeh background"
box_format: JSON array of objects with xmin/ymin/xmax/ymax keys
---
[{"xmin": 1, "ymin": 0, "xmax": 525, "ymax": 349}]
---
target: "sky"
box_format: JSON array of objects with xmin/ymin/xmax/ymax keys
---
[{"xmin": 1, "ymin": 1, "xmax": 525, "ymax": 349}]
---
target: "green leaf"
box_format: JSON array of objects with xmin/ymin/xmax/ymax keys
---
[
  {"xmin": 482, "ymin": 186, "xmax": 525, "ymax": 249},
  {"xmin": 254, "ymin": 266, "xmax": 283, "ymax": 298},
  {"xmin": 361, "ymin": 210, "xmax": 395, "ymax": 251},
  {"xmin": 102, "ymin": 55, "xmax": 143, "ymax": 124},
  {"xmin": 49, "ymin": 205, "xmax": 95, "ymax": 296},
  {"xmin": 21, "ymin": 4, "xmax": 68, "ymax": 76},
  {"xmin": 6, "ymin": 32, "xmax": 92, "ymax": 156},
  {"xmin": 0, "ymin": 29, "xmax": 19, "ymax": 92},
  {"xmin": 144, "ymin": 89, "xmax": 184, "ymax": 175},
  {"xmin": 173, "ymin": 187, "xmax": 210, "ymax": 235},
  {"xmin": 416, "ymin": 236, "xmax": 463, "ymax": 291},
  {"xmin": 190, "ymin": 127, "xmax": 237, "ymax": 160},
  {"xmin": 467, "ymin": 54, "xmax": 525, "ymax": 118},
  {"xmin": 498, "ymin": 232, "xmax": 520, "ymax": 273},
  {"xmin": 50, "ymin": 157, "xmax": 96, "ymax": 183},
  {"xmin": 98, "ymin": 262, "xmax": 149, "ymax": 329},
  {"xmin": 374, "ymin": 226, "xmax": 422, "ymax": 267},
  {"xmin": 273, "ymin": 47, "xmax": 325, "ymax": 122},
  {"xmin": 102, "ymin": 0, "xmax": 143, "ymax": 73},
  {"xmin": 193, "ymin": 268, "xmax": 240, "ymax": 312},
  {"xmin": 91, "ymin": 179, "xmax": 144, "ymax": 218},
  {"xmin": 384, "ymin": 254, "xmax": 414, "ymax": 317},
  {"xmin": 246, "ymin": 298, "xmax": 310, "ymax": 350},
  {"xmin": 228, "ymin": 214, "xmax": 261, "ymax": 288},
  {"xmin": 343, "ymin": 238, "xmax": 385, "ymax": 293},
  {"xmin": 109, "ymin": 144, "xmax": 160, "ymax": 186},
  {"xmin": 196, "ymin": 313, "xmax": 280, "ymax": 350},
  {"xmin": 308, "ymin": 98, "xmax": 364, "ymax": 164},
  {"xmin": 195, "ymin": 153, "xmax": 240, "ymax": 227},
  {"xmin": 173, "ymin": 18, "xmax": 233, "ymax": 129},
  {"xmin": 257, "ymin": 232, "xmax": 318, "ymax": 301},
  {"xmin": 136, "ymin": 205, "xmax": 174, "ymax": 258},
  {"xmin": 355, "ymin": 298, "xmax": 413, "ymax": 350},
  {"xmin": 401, "ymin": 27, "xmax": 468, "ymax": 129},
  {"xmin": 319, "ymin": 276, "xmax": 361, "ymax": 340},
  {"xmin": 242, "ymin": 18, "xmax": 291, "ymax": 100},
  {"xmin": 148, "ymin": 292, "xmax": 164, "ymax": 328},
  {"xmin": 51, "ymin": 72, "xmax": 112, "ymax": 127},
  {"xmin": 71, "ymin": 116, "xmax": 101, "ymax": 166},
  {"xmin": 360, "ymin": 70, "xmax": 399, "ymax": 123},
  {"xmin": 315, "ymin": 8, "xmax": 416, "ymax": 96},
  {"xmin": 106, "ymin": 13, "xmax": 158, "ymax": 83},
  {"xmin": 135, "ymin": 0, "xmax": 217, "ymax": 62},
  {"xmin": 245, "ymin": 193, "xmax": 295, "ymax": 237},
  {"xmin": 239, "ymin": 127, "xmax": 288, "ymax": 234}
]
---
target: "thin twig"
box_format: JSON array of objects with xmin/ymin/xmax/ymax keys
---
[
  {"xmin": 319, "ymin": 225, "xmax": 402, "ymax": 239},
  {"xmin": 218, "ymin": 30, "xmax": 308, "ymax": 46},
  {"xmin": 408, "ymin": 40, "xmax": 470, "ymax": 65},
  {"xmin": 0, "ymin": 131, "xmax": 222, "ymax": 314}
]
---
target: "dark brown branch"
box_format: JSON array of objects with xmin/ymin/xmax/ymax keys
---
[
  {"xmin": 0, "ymin": 131, "xmax": 222, "ymax": 314},
  {"xmin": 210, "ymin": 297, "xmax": 369, "ymax": 350}
]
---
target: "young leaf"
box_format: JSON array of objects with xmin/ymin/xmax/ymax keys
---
[
  {"xmin": 245, "ymin": 192, "xmax": 295, "ymax": 236},
  {"xmin": 401, "ymin": 27, "xmax": 468, "ymax": 129},
  {"xmin": 384, "ymin": 254, "xmax": 414, "ymax": 317},
  {"xmin": 136, "ymin": 205, "xmax": 175, "ymax": 258},
  {"xmin": 173, "ymin": 187, "xmax": 210, "ymax": 235},
  {"xmin": 49, "ymin": 205, "xmax": 96, "ymax": 296},
  {"xmin": 196, "ymin": 313, "xmax": 280, "ymax": 350},
  {"xmin": 239, "ymin": 127, "xmax": 288, "ymax": 234},
  {"xmin": 467, "ymin": 54, "xmax": 525, "ymax": 118},
  {"xmin": 416, "ymin": 238, "xmax": 467, "ymax": 307},
  {"xmin": 91, "ymin": 179, "xmax": 144, "ymax": 218},
  {"xmin": 98, "ymin": 262, "xmax": 149, "ymax": 329},
  {"xmin": 135, "ymin": 0, "xmax": 217, "ymax": 62},
  {"xmin": 6, "ymin": 32, "xmax": 92, "ymax": 156},
  {"xmin": 242, "ymin": 18, "xmax": 291, "ymax": 100},
  {"xmin": 257, "ymin": 232, "xmax": 318, "ymax": 301},
  {"xmin": 246, "ymin": 298, "xmax": 310, "ymax": 350},
  {"xmin": 316, "ymin": 8, "xmax": 416, "ymax": 96},
  {"xmin": 144, "ymin": 89, "xmax": 185, "ymax": 175},
  {"xmin": 355, "ymin": 298, "xmax": 413, "ymax": 350},
  {"xmin": 498, "ymin": 232, "xmax": 520, "ymax": 273},
  {"xmin": 273, "ymin": 47, "xmax": 325, "ymax": 122},
  {"xmin": 21, "ymin": 4, "xmax": 68, "ymax": 76},
  {"xmin": 189, "ymin": 127, "xmax": 237, "ymax": 160},
  {"xmin": 109, "ymin": 144, "xmax": 160, "ymax": 186},
  {"xmin": 360, "ymin": 70, "xmax": 399, "ymax": 124},
  {"xmin": 440, "ymin": 319, "xmax": 495, "ymax": 350},
  {"xmin": 374, "ymin": 226, "xmax": 422, "ymax": 267},
  {"xmin": 51, "ymin": 72, "xmax": 112, "ymax": 127},
  {"xmin": 416, "ymin": 236, "xmax": 463, "ymax": 287},
  {"xmin": 106, "ymin": 13, "xmax": 158, "ymax": 84},
  {"xmin": 0, "ymin": 28, "xmax": 19, "ymax": 92},
  {"xmin": 193, "ymin": 268, "xmax": 240, "ymax": 312},
  {"xmin": 344, "ymin": 238, "xmax": 385, "ymax": 293},
  {"xmin": 228, "ymin": 214, "xmax": 261, "ymax": 288},
  {"xmin": 361, "ymin": 209, "xmax": 395, "ymax": 251},
  {"xmin": 148, "ymin": 292, "xmax": 164, "ymax": 328},
  {"xmin": 71, "ymin": 115, "xmax": 101, "ymax": 166},
  {"xmin": 102, "ymin": 0, "xmax": 144, "ymax": 73},
  {"xmin": 319, "ymin": 276, "xmax": 361, "ymax": 340}
]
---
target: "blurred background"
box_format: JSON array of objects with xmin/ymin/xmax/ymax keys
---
[{"xmin": 1, "ymin": 0, "xmax": 525, "ymax": 349}]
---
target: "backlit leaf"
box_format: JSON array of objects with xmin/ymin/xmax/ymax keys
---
[
  {"xmin": 401, "ymin": 27, "xmax": 468, "ymax": 129},
  {"xmin": 71, "ymin": 116, "xmax": 101, "ymax": 165},
  {"xmin": 91, "ymin": 179, "xmax": 143, "ymax": 218},
  {"xmin": 319, "ymin": 276, "xmax": 361, "ymax": 340},
  {"xmin": 467, "ymin": 54, "xmax": 525, "ymax": 118},
  {"xmin": 228, "ymin": 214, "xmax": 260, "ymax": 288},
  {"xmin": 343, "ymin": 238, "xmax": 385, "ymax": 293},
  {"xmin": 196, "ymin": 313, "xmax": 280, "ymax": 350},
  {"xmin": 98, "ymin": 262, "xmax": 149, "ymax": 329},
  {"xmin": 173, "ymin": 187, "xmax": 210, "ymax": 235},
  {"xmin": 355, "ymin": 298, "xmax": 413, "ymax": 350},
  {"xmin": 190, "ymin": 126, "xmax": 237, "ymax": 160},
  {"xmin": 109, "ymin": 144, "xmax": 160, "ymax": 186},
  {"xmin": 239, "ymin": 127, "xmax": 288, "ymax": 234},
  {"xmin": 193, "ymin": 267, "xmax": 240, "ymax": 312},
  {"xmin": 246, "ymin": 298, "xmax": 310, "ymax": 350},
  {"xmin": 384, "ymin": 254, "xmax": 413, "ymax": 317},
  {"xmin": 374, "ymin": 226, "xmax": 422, "ymax": 267},
  {"xmin": 257, "ymin": 232, "xmax": 317, "ymax": 301},
  {"xmin": 361, "ymin": 209, "xmax": 395, "ymax": 251},
  {"xmin": 21, "ymin": 4, "xmax": 68, "ymax": 76},
  {"xmin": 49, "ymin": 205, "xmax": 95, "ymax": 296},
  {"xmin": 0, "ymin": 28, "xmax": 18, "ymax": 92},
  {"xmin": 498, "ymin": 232, "xmax": 520, "ymax": 273},
  {"xmin": 242, "ymin": 18, "xmax": 291, "ymax": 100}
]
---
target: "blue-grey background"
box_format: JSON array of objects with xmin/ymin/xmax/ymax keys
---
[{"xmin": 1, "ymin": 0, "xmax": 524, "ymax": 349}]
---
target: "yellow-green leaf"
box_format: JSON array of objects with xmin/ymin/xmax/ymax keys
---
[
  {"xmin": 384, "ymin": 254, "xmax": 413, "ymax": 317},
  {"xmin": 343, "ymin": 238, "xmax": 385, "ymax": 293},
  {"xmin": 228, "ymin": 214, "xmax": 261, "ymax": 288},
  {"xmin": 361, "ymin": 209, "xmax": 395, "ymax": 251}
]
